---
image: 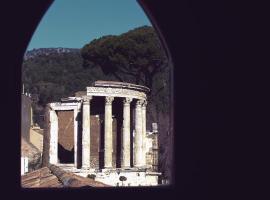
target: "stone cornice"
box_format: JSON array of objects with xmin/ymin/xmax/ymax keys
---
[
  {"xmin": 93, "ymin": 81, "xmax": 150, "ymax": 93},
  {"xmin": 82, "ymin": 95, "xmax": 92, "ymax": 104},
  {"xmin": 87, "ymin": 87, "xmax": 147, "ymax": 100},
  {"xmin": 49, "ymin": 102, "xmax": 79, "ymax": 110}
]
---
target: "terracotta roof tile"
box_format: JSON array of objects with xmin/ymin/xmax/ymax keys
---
[{"xmin": 21, "ymin": 165, "xmax": 110, "ymax": 188}]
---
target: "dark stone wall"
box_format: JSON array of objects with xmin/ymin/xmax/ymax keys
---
[
  {"xmin": 57, "ymin": 110, "xmax": 74, "ymax": 163},
  {"xmin": 57, "ymin": 111, "xmax": 74, "ymax": 151},
  {"xmin": 112, "ymin": 118, "xmax": 117, "ymax": 168},
  {"xmin": 90, "ymin": 115, "xmax": 118, "ymax": 169},
  {"xmin": 90, "ymin": 115, "xmax": 101, "ymax": 169},
  {"xmin": 21, "ymin": 94, "xmax": 32, "ymax": 141}
]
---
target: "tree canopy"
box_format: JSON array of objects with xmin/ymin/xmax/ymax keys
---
[{"xmin": 81, "ymin": 26, "xmax": 168, "ymax": 90}]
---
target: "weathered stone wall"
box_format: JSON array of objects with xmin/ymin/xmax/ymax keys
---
[
  {"xmin": 90, "ymin": 115, "xmax": 100, "ymax": 169},
  {"xmin": 145, "ymin": 133, "xmax": 159, "ymax": 172},
  {"xmin": 21, "ymin": 94, "xmax": 32, "ymax": 141},
  {"xmin": 57, "ymin": 111, "xmax": 74, "ymax": 151},
  {"xmin": 152, "ymin": 134, "xmax": 159, "ymax": 171},
  {"xmin": 57, "ymin": 110, "xmax": 74, "ymax": 163}
]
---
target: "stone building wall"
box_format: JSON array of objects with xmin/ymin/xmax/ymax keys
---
[
  {"xmin": 21, "ymin": 94, "xmax": 32, "ymax": 141},
  {"xmin": 145, "ymin": 133, "xmax": 159, "ymax": 171},
  {"xmin": 152, "ymin": 134, "xmax": 159, "ymax": 171},
  {"xmin": 90, "ymin": 115, "xmax": 101, "ymax": 169},
  {"xmin": 90, "ymin": 115, "xmax": 118, "ymax": 169},
  {"xmin": 30, "ymin": 128, "xmax": 43, "ymax": 152}
]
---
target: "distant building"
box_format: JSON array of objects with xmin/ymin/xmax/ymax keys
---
[
  {"xmin": 30, "ymin": 126, "xmax": 44, "ymax": 152},
  {"xmin": 21, "ymin": 138, "xmax": 41, "ymax": 175},
  {"xmin": 21, "ymin": 90, "xmax": 43, "ymax": 175}
]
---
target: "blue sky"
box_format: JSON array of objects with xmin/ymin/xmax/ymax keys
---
[{"xmin": 27, "ymin": 0, "xmax": 151, "ymax": 50}]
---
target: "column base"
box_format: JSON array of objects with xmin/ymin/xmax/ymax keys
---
[
  {"xmin": 103, "ymin": 166, "xmax": 113, "ymax": 169},
  {"xmin": 121, "ymin": 165, "xmax": 131, "ymax": 169},
  {"xmin": 133, "ymin": 165, "xmax": 148, "ymax": 170},
  {"xmin": 81, "ymin": 166, "xmax": 90, "ymax": 170},
  {"xmin": 101, "ymin": 168, "xmax": 114, "ymax": 173}
]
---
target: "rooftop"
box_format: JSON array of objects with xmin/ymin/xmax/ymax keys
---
[{"xmin": 21, "ymin": 164, "xmax": 110, "ymax": 188}]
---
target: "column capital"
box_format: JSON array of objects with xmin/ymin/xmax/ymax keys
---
[
  {"xmin": 141, "ymin": 100, "xmax": 147, "ymax": 107},
  {"xmin": 136, "ymin": 99, "xmax": 144, "ymax": 106},
  {"xmin": 82, "ymin": 95, "xmax": 92, "ymax": 104},
  {"xmin": 105, "ymin": 96, "xmax": 114, "ymax": 104},
  {"xmin": 123, "ymin": 97, "xmax": 133, "ymax": 105}
]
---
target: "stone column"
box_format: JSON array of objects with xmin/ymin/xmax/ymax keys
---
[
  {"xmin": 74, "ymin": 107, "xmax": 78, "ymax": 168},
  {"xmin": 104, "ymin": 96, "xmax": 114, "ymax": 168},
  {"xmin": 82, "ymin": 96, "xmax": 92, "ymax": 169},
  {"xmin": 49, "ymin": 109, "xmax": 58, "ymax": 164},
  {"xmin": 121, "ymin": 97, "xmax": 133, "ymax": 168},
  {"xmin": 134, "ymin": 99, "xmax": 144, "ymax": 167},
  {"xmin": 141, "ymin": 100, "xmax": 147, "ymax": 166}
]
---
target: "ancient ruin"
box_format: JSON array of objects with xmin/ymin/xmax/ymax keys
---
[{"xmin": 42, "ymin": 81, "xmax": 161, "ymax": 186}]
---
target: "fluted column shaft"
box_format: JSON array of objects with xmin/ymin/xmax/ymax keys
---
[
  {"xmin": 121, "ymin": 97, "xmax": 132, "ymax": 168},
  {"xmin": 141, "ymin": 100, "xmax": 147, "ymax": 166},
  {"xmin": 82, "ymin": 96, "xmax": 92, "ymax": 169},
  {"xmin": 134, "ymin": 99, "xmax": 144, "ymax": 167},
  {"xmin": 104, "ymin": 96, "xmax": 114, "ymax": 168}
]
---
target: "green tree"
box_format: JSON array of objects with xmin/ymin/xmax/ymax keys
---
[
  {"xmin": 81, "ymin": 26, "xmax": 168, "ymax": 90},
  {"xmin": 119, "ymin": 176, "xmax": 127, "ymax": 186}
]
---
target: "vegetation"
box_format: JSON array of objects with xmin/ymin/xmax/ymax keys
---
[
  {"xmin": 87, "ymin": 174, "xmax": 96, "ymax": 180},
  {"xmin": 119, "ymin": 176, "xmax": 127, "ymax": 186},
  {"xmin": 81, "ymin": 26, "xmax": 168, "ymax": 91},
  {"xmin": 22, "ymin": 25, "xmax": 172, "ymax": 182},
  {"xmin": 22, "ymin": 51, "xmax": 106, "ymax": 126}
]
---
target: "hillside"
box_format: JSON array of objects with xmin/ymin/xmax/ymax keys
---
[{"xmin": 24, "ymin": 48, "xmax": 80, "ymax": 60}]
